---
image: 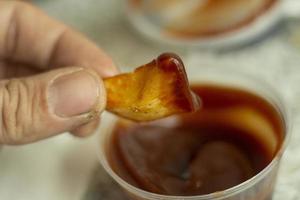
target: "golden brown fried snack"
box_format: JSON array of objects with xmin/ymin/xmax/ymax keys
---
[{"xmin": 104, "ymin": 53, "xmax": 200, "ymax": 122}]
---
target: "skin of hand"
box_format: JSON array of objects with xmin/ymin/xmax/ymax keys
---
[{"xmin": 0, "ymin": 1, "xmax": 118, "ymax": 145}]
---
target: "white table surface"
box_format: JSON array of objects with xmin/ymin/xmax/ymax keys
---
[{"xmin": 1, "ymin": 0, "xmax": 300, "ymax": 199}]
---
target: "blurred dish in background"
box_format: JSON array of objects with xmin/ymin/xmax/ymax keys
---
[
  {"xmin": 126, "ymin": 0, "xmax": 286, "ymax": 48},
  {"xmin": 130, "ymin": 0, "xmax": 275, "ymax": 38}
]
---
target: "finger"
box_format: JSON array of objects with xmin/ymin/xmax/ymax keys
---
[
  {"xmin": 0, "ymin": 1, "xmax": 118, "ymax": 77},
  {"xmin": 0, "ymin": 67, "xmax": 106, "ymax": 145},
  {"xmin": 71, "ymin": 117, "xmax": 100, "ymax": 138},
  {"xmin": 49, "ymin": 28, "xmax": 119, "ymax": 77},
  {"xmin": 0, "ymin": 61, "xmax": 40, "ymax": 79}
]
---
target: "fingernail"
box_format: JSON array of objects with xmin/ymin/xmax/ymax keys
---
[{"xmin": 49, "ymin": 70, "xmax": 101, "ymax": 117}]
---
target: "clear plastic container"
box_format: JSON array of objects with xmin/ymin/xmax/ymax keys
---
[
  {"xmin": 124, "ymin": 0, "xmax": 283, "ymax": 48},
  {"xmin": 97, "ymin": 69, "xmax": 290, "ymax": 200}
]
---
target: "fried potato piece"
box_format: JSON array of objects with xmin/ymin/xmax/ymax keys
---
[{"xmin": 104, "ymin": 53, "xmax": 200, "ymax": 122}]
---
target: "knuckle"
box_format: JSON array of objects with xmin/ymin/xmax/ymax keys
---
[
  {"xmin": 4, "ymin": 1, "xmax": 24, "ymax": 58},
  {"xmin": 3, "ymin": 1, "xmax": 34, "ymax": 59},
  {"xmin": 0, "ymin": 79, "xmax": 31, "ymax": 144}
]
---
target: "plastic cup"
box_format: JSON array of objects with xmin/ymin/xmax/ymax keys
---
[{"xmin": 97, "ymin": 69, "xmax": 290, "ymax": 200}]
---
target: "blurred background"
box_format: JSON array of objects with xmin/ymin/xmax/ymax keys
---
[{"xmin": 1, "ymin": 0, "xmax": 300, "ymax": 199}]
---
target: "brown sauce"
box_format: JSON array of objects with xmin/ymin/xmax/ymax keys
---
[{"xmin": 108, "ymin": 84, "xmax": 284, "ymax": 196}]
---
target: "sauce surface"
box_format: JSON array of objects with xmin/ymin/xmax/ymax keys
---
[{"xmin": 108, "ymin": 85, "xmax": 284, "ymax": 196}]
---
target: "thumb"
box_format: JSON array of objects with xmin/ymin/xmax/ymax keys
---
[{"xmin": 0, "ymin": 67, "xmax": 105, "ymax": 145}]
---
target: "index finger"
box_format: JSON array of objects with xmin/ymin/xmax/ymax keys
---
[{"xmin": 0, "ymin": 1, "xmax": 118, "ymax": 77}]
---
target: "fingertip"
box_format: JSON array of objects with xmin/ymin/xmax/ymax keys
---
[
  {"xmin": 93, "ymin": 52, "xmax": 120, "ymax": 77},
  {"xmin": 71, "ymin": 117, "xmax": 101, "ymax": 137},
  {"xmin": 100, "ymin": 64, "xmax": 120, "ymax": 77}
]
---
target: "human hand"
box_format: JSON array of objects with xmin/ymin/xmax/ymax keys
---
[{"xmin": 0, "ymin": 1, "xmax": 118, "ymax": 144}]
